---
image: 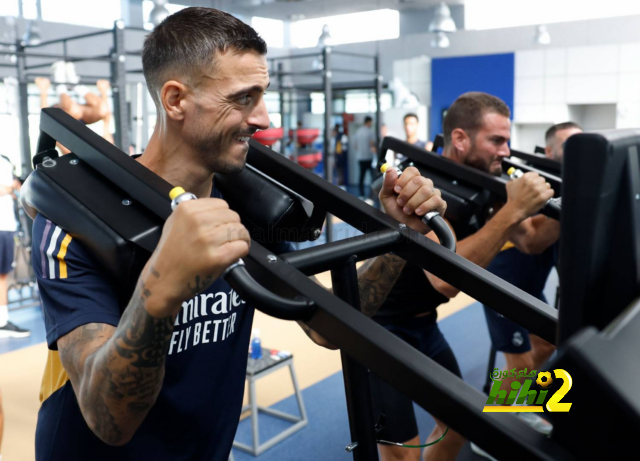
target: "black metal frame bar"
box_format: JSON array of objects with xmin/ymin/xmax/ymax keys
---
[
  {"xmin": 16, "ymin": 41, "xmax": 31, "ymax": 176},
  {"xmin": 24, "ymin": 29, "xmax": 113, "ymax": 48},
  {"xmin": 268, "ymin": 52, "xmax": 322, "ymax": 61},
  {"xmin": 24, "ymin": 73, "xmax": 108, "ymax": 84},
  {"xmin": 323, "ymin": 47, "xmax": 334, "ymax": 242},
  {"xmin": 502, "ymin": 158, "xmax": 562, "ymax": 194},
  {"xmin": 332, "ymin": 50, "xmax": 377, "ymax": 60},
  {"xmin": 269, "ymin": 70, "xmax": 324, "ymax": 77},
  {"xmin": 332, "ymin": 257, "xmax": 379, "ymax": 459},
  {"xmin": 20, "ymin": 52, "xmax": 112, "ymax": 67},
  {"xmin": 331, "ymin": 68, "xmax": 378, "ymax": 75},
  {"xmin": 111, "ymin": 21, "xmax": 130, "ymax": 151},
  {"xmin": 510, "ymin": 149, "xmax": 562, "ymax": 174},
  {"xmin": 36, "ymin": 108, "xmax": 571, "ymax": 460},
  {"xmin": 378, "ymin": 137, "xmax": 511, "ymax": 196},
  {"xmin": 124, "ymin": 26, "xmax": 149, "ymax": 33}
]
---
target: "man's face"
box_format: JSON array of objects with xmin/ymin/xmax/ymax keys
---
[
  {"xmin": 546, "ymin": 127, "xmax": 582, "ymax": 162},
  {"xmin": 182, "ymin": 49, "xmax": 270, "ymax": 174},
  {"xmin": 463, "ymin": 112, "xmax": 511, "ymax": 176},
  {"xmin": 404, "ymin": 116, "xmax": 418, "ymax": 140}
]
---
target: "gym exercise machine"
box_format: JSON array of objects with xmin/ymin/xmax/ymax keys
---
[{"xmin": 21, "ymin": 108, "xmax": 640, "ymax": 459}]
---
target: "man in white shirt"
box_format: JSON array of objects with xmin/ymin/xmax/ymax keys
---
[{"xmin": 0, "ymin": 156, "xmax": 29, "ymax": 338}]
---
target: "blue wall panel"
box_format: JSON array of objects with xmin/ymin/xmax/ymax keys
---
[{"xmin": 430, "ymin": 53, "xmax": 515, "ymax": 143}]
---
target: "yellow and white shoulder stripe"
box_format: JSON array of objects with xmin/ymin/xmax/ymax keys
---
[{"xmin": 45, "ymin": 226, "xmax": 73, "ymax": 279}]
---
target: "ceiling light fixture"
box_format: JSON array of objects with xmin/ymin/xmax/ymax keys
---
[
  {"xmin": 317, "ymin": 24, "xmax": 334, "ymax": 47},
  {"xmin": 150, "ymin": 0, "xmax": 170, "ymax": 27},
  {"xmin": 535, "ymin": 24, "xmax": 551, "ymax": 45},
  {"xmin": 428, "ymin": 2, "xmax": 456, "ymax": 48}
]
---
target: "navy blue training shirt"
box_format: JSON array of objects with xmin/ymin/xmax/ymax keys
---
[{"xmin": 34, "ymin": 184, "xmax": 293, "ymax": 460}]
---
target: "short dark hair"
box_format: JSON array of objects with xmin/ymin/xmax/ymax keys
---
[
  {"xmin": 404, "ymin": 113, "xmax": 418, "ymax": 122},
  {"xmin": 142, "ymin": 7, "xmax": 267, "ymax": 107},
  {"xmin": 442, "ymin": 92, "xmax": 510, "ymax": 146},
  {"xmin": 364, "ymin": 116, "xmax": 373, "ymax": 124},
  {"xmin": 545, "ymin": 121, "xmax": 582, "ymax": 145}
]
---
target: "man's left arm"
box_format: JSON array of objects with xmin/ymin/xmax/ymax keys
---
[
  {"xmin": 297, "ymin": 167, "xmax": 446, "ymax": 347},
  {"xmin": 353, "ymin": 166, "xmax": 445, "ymax": 315},
  {"xmin": 509, "ymin": 215, "xmax": 560, "ymax": 255}
]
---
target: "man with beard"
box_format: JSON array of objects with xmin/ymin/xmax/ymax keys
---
[
  {"xmin": 32, "ymin": 8, "xmax": 447, "ymax": 461},
  {"xmin": 369, "ymin": 92, "xmax": 557, "ymax": 461}
]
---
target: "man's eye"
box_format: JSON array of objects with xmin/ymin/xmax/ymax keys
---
[{"xmin": 238, "ymin": 95, "xmax": 251, "ymax": 105}]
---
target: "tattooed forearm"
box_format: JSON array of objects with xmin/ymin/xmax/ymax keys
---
[
  {"xmin": 298, "ymin": 254, "xmax": 406, "ymax": 349},
  {"xmin": 113, "ymin": 279, "xmax": 174, "ymax": 368},
  {"xmin": 59, "ymin": 271, "xmax": 176, "ymax": 446},
  {"xmin": 357, "ymin": 253, "xmax": 406, "ymax": 317}
]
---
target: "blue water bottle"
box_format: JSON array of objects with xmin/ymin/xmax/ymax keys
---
[{"xmin": 250, "ymin": 329, "xmax": 262, "ymax": 360}]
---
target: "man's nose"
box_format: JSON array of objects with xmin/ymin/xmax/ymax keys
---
[{"xmin": 248, "ymin": 100, "xmax": 270, "ymax": 131}]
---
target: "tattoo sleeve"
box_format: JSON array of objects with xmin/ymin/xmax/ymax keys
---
[
  {"xmin": 356, "ymin": 253, "xmax": 406, "ymax": 317},
  {"xmin": 307, "ymin": 254, "xmax": 406, "ymax": 317},
  {"xmin": 58, "ymin": 271, "xmax": 176, "ymax": 446},
  {"xmin": 299, "ymin": 254, "xmax": 405, "ymax": 348}
]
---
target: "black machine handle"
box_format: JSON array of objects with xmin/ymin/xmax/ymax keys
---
[
  {"xmin": 171, "ymin": 188, "xmax": 316, "ymax": 322},
  {"xmin": 424, "ymin": 212, "xmax": 456, "ymax": 252},
  {"xmin": 223, "ymin": 259, "xmax": 316, "ymax": 321},
  {"xmin": 378, "ymin": 162, "xmax": 457, "ymax": 253}
]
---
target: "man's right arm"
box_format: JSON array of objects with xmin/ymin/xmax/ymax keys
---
[
  {"xmin": 423, "ymin": 209, "xmax": 520, "ymax": 298},
  {"xmin": 58, "ymin": 270, "xmax": 174, "ymax": 446},
  {"xmin": 57, "ymin": 198, "xmax": 251, "ymax": 446},
  {"xmin": 424, "ymin": 172, "xmax": 553, "ymax": 298}
]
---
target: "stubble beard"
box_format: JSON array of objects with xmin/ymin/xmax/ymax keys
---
[
  {"xmin": 464, "ymin": 141, "xmax": 502, "ymax": 177},
  {"xmin": 193, "ymin": 128, "xmax": 247, "ymax": 175}
]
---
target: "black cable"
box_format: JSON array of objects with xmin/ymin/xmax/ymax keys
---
[{"xmin": 377, "ymin": 426, "xmax": 449, "ymax": 448}]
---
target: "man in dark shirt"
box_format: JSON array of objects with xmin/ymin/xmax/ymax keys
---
[
  {"xmin": 33, "ymin": 8, "xmax": 447, "ymax": 460},
  {"xmin": 370, "ymin": 92, "xmax": 558, "ymax": 461}
]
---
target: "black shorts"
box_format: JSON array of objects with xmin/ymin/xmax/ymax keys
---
[
  {"xmin": 0, "ymin": 231, "xmax": 15, "ymax": 275},
  {"xmin": 369, "ymin": 313, "xmax": 462, "ymax": 443},
  {"xmin": 482, "ymin": 292, "xmax": 548, "ymax": 354}
]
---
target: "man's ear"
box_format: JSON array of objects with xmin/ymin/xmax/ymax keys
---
[
  {"xmin": 451, "ymin": 128, "xmax": 469, "ymax": 154},
  {"xmin": 160, "ymin": 80, "xmax": 188, "ymax": 121},
  {"xmin": 544, "ymin": 144, "xmax": 554, "ymax": 160}
]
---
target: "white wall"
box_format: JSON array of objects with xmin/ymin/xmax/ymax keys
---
[{"xmin": 513, "ymin": 43, "xmax": 640, "ymax": 140}]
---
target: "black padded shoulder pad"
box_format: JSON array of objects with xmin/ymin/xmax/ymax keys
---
[
  {"xmin": 21, "ymin": 157, "xmax": 160, "ymax": 305},
  {"xmin": 216, "ymin": 164, "xmax": 326, "ymax": 243}
]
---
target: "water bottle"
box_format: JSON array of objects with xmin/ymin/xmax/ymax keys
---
[{"xmin": 250, "ymin": 329, "xmax": 262, "ymax": 360}]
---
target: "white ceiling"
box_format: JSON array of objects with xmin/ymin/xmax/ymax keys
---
[{"xmin": 184, "ymin": 0, "xmax": 464, "ymax": 21}]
